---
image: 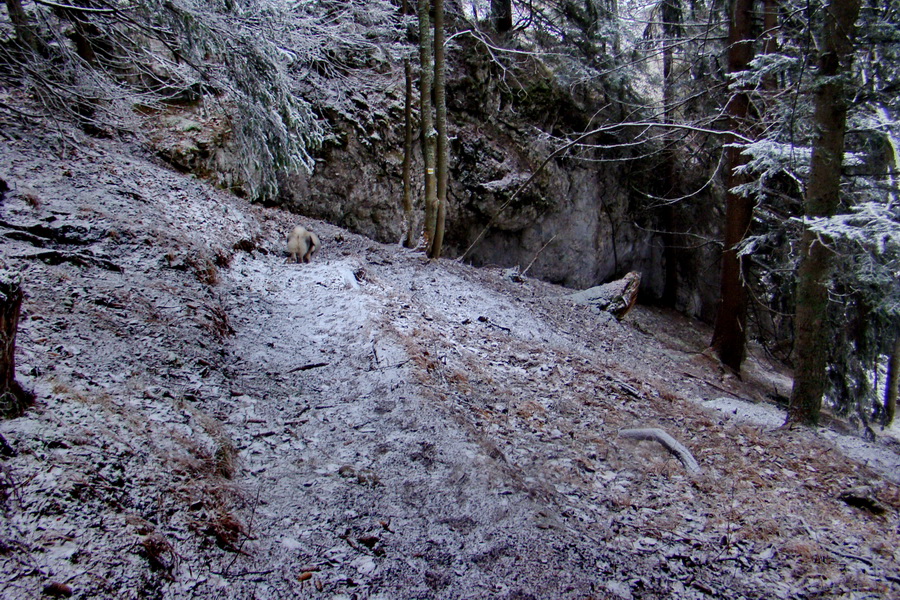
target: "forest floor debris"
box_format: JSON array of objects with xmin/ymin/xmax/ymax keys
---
[{"xmin": 0, "ymin": 127, "xmax": 898, "ymax": 599}]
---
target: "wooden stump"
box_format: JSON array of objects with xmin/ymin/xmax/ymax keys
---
[
  {"xmin": 568, "ymin": 271, "xmax": 642, "ymax": 320},
  {"xmin": 1, "ymin": 273, "xmax": 33, "ymax": 418}
]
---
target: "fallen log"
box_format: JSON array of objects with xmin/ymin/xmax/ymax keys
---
[
  {"xmin": 568, "ymin": 271, "xmax": 641, "ymax": 320},
  {"xmin": 618, "ymin": 427, "xmax": 701, "ymax": 474}
]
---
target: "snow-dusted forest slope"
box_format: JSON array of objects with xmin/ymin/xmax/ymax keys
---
[{"xmin": 1, "ymin": 127, "xmax": 899, "ymax": 599}]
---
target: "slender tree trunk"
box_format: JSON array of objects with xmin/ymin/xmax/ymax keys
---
[
  {"xmin": 1, "ymin": 275, "xmax": 32, "ymax": 418},
  {"xmin": 402, "ymin": 58, "xmax": 416, "ymax": 248},
  {"xmin": 491, "ymin": 0, "xmax": 512, "ymax": 33},
  {"xmin": 788, "ymin": 0, "xmax": 861, "ymax": 425},
  {"xmin": 660, "ymin": 202, "xmax": 679, "ymax": 308},
  {"xmin": 711, "ymin": 0, "xmax": 756, "ymax": 372},
  {"xmin": 884, "ymin": 337, "xmax": 899, "ymax": 428},
  {"xmin": 762, "ymin": 0, "xmax": 780, "ymax": 92},
  {"xmin": 401, "ymin": 0, "xmax": 417, "ymax": 248},
  {"xmin": 5, "ymin": 0, "xmax": 36, "ymax": 50},
  {"xmin": 52, "ymin": 1, "xmax": 104, "ymax": 64},
  {"xmin": 418, "ymin": 0, "xmax": 437, "ymax": 248},
  {"xmin": 660, "ymin": 0, "xmax": 679, "ymax": 307},
  {"xmin": 428, "ymin": 0, "xmax": 448, "ymax": 259}
]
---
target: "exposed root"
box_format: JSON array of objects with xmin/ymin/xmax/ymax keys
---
[{"xmin": 618, "ymin": 427, "xmax": 702, "ymax": 474}]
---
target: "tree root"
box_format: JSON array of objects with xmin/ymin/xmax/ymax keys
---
[
  {"xmin": 618, "ymin": 428, "xmax": 701, "ymax": 474},
  {"xmin": 14, "ymin": 250, "xmax": 122, "ymax": 272}
]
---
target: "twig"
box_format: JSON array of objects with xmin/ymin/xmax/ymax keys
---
[
  {"xmin": 459, "ymin": 119, "xmax": 750, "ymax": 262},
  {"xmin": 680, "ymin": 370, "xmax": 735, "ymax": 396},
  {"xmin": 369, "ymin": 359, "xmax": 412, "ymax": 372},
  {"xmin": 221, "ymin": 486, "xmax": 262, "ymax": 577},
  {"xmin": 288, "ymin": 362, "xmax": 329, "ymax": 373},
  {"xmin": 0, "ymin": 101, "xmax": 42, "ymax": 121},
  {"xmin": 827, "ymin": 548, "xmax": 873, "ymax": 567},
  {"xmin": 522, "ymin": 233, "xmax": 558, "ymax": 277}
]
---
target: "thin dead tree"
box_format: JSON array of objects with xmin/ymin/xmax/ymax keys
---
[
  {"xmin": 884, "ymin": 337, "xmax": 899, "ymax": 427},
  {"xmin": 428, "ymin": 0, "xmax": 448, "ymax": 259},
  {"xmin": 418, "ymin": 0, "xmax": 438, "ymax": 248},
  {"xmin": 401, "ymin": 0, "xmax": 417, "ymax": 248}
]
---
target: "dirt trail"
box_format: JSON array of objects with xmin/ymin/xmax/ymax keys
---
[{"xmin": 1, "ymin": 128, "xmax": 898, "ymax": 599}]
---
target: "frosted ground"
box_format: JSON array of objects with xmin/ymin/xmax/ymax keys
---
[{"xmin": 1, "ymin": 127, "xmax": 898, "ymax": 599}]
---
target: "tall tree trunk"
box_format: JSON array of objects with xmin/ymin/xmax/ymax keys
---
[
  {"xmin": 52, "ymin": 1, "xmax": 105, "ymax": 64},
  {"xmin": 402, "ymin": 58, "xmax": 416, "ymax": 248},
  {"xmin": 428, "ymin": 0, "xmax": 448, "ymax": 259},
  {"xmin": 660, "ymin": 0, "xmax": 680, "ymax": 307},
  {"xmin": 491, "ymin": 0, "xmax": 512, "ymax": 33},
  {"xmin": 1, "ymin": 274, "xmax": 32, "ymax": 418},
  {"xmin": 711, "ymin": 0, "xmax": 756, "ymax": 372},
  {"xmin": 5, "ymin": 0, "xmax": 36, "ymax": 50},
  {"xmin": 788, "ymin": 0, "xmax": 861, "ymax": 425},
  {"xmin": 761, "ymin": 0, "xmax": 780, "ymax": 92},
  {"xmin": 401, "ymin": 0, "xmax": 417, "ymax": 248},
  {"xmin": 884, "ymin": 337, "xmax": 899, "ymax": 428},
  {"xmin": 418, "ymin": 0, "xmax": 437, "ymax": 248},
  {"xmin": 660, "ymin": 200, "xmax": 679, "ymax": 308}
]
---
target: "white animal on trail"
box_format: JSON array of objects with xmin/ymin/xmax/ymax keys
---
[{"xmin": 287, "ymin": 225, "xmax": 320, "ymax": 263}]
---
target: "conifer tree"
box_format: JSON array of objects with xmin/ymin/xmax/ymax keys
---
[
  {"xmin": 788, "ymin": 0, "xmax": 862, "ymax": 425},
  {"xmin": 711, "ymin": 0, "xmax": 757, "ymax": 372}
]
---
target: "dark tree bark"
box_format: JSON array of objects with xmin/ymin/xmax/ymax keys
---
[
  {"xmin": 884, "ymin": 337, "xmax": 899, "ymax": 428},
  {"xmin": 428, "ymin": 0, "xmax": 448, "ymax": 259},
  {"xmin": 5, "ymin": 0, "xmax": 36, "ymax": 49},
  {"xmin": 1, "ymin": 275, "xmax": 33, "ymax": 418},
  {"xmin": 417, "ymin": 0, "xmax": 437, "ymax": 248},
  {"xmin": 491, "ymin": 0, "xmax": 512, "ymax": 33},
  {"xmin": 659, "ymin": 0, "xmax": 682, "ymax": 308},
  {"xmin": 711, "ymin": 0, "xmax": 756, "ymax": 372},
  {"xmin": 788, "ymin": 0, "xmax": 861, "ymax": 425},
  {"xmin": 761, "ymin": 0, "xmax": 780, "ymax": 92},
  {"xmin": 51, "ymin": 1, "xmax": 109, "ymax": 64}
]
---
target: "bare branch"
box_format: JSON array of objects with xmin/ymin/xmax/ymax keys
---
[{"xmin": 32, "ymin": 0, "xmax": 122, "ymax": 14}]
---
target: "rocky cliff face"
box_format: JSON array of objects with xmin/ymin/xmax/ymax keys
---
[
  {"xmin": 150, "ymin": 36, "xmax": 709, "ymax": 308},
  {"xmin": 275, "ymin": 37, "xmax": 671, "ymax": 295}
]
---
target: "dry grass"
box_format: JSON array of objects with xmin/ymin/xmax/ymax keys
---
[
  {"xmin": 19, "ymin": 188, "xmax": 41, "ymax": 210},
  {"xmin": 51, "ymin": 378, "xmax": 248, "ymax": 557}
]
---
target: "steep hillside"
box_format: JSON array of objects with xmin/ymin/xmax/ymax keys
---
[{"xmin": 1, "ymin": 125, "xmax": 899, "ymax": 599}]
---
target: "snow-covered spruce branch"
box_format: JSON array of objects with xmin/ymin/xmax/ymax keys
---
[{"xmin": 618, "ymin": 428, "xmax": 701, "ymax": 474}]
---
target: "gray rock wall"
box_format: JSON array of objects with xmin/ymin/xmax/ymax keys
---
[
  {"xmin": 278, "ymin": 115, "xmax": 668, "ymax": 297},
  {"xmin": 272, "ymin": 41, "xmax": 718, "ymax": 316}
]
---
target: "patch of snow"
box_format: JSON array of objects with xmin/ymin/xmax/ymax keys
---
[
  {"xmin": 702, "ymin": 396, "xmax": 900, "ymax": 483},
  {"xmin": 701, "ymin": 396, "xmax": 786, "ymax": 429}
]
